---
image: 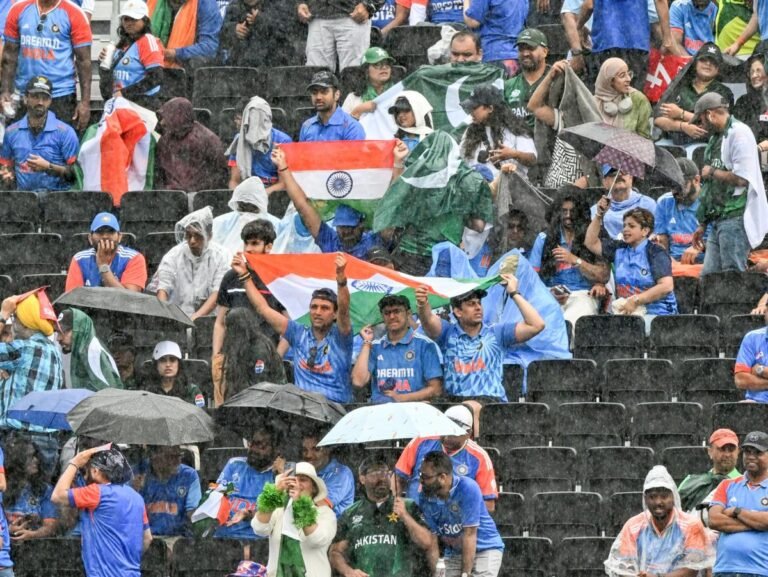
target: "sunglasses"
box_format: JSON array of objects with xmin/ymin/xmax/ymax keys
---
[
  {"xmin": 307, "ymin": 346, "xmax": 318, "ymax": 370},
  {"xmin": 37, "ymin": 13, "xmax": 46, "ymax": 32}
]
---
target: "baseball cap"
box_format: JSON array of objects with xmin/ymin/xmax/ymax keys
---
[
  {"xmin": 460, "ymin": 84, "xmax": 505, "ymax": 113},
  {"xmin": 311, "ymin": 287, "xmax": 338, "ymax": 306},
  {"xmin": 742, "ymin": 430, "xmax": 768, "ymax": 452},
  {"xmin": 516, "ymin": 28, "xmax": 548, "ymax": 48},
  {"xmin": 307, "ymin": 70, "xmax": 339, "ymax": 91},
  {"xmin": 367, "ymin": 246, "xmax": 393, "ymax": 266},
  {"xmin": 450, "ymin": 288, "xmax": 487, "ymax": 308},
  {"xmin": 691, "ymin": 92, "xmax": 730, "ymax": 123},
  {"xmin": 152, "ymin": 340, "xmax": 182, "ymax": 360},
  {"xmin": 332, "ymin": 205, "xmax": 364, "ymax": 227},
  {"xmin": 677, "ymin": 158, "xmax": 699, "ymax": 180},
  {"xmin": 695, "ymin": 42, "xmax": 723, "ymax": 66},
  {"xmin": 362, "ymin": 47, "xmax": 394, "ymax": 65},
  {"xmin": 25, "ymin": 76, "xmax": 52, "ymax": 96},
  {"xmin": 709, "ymin": 428, "xmax": 739, "ymax": 448},
  {"xmin": 445, "ymin": 405, "xmax": 473, "ymax": 433},
  {"xmin": 601, "ymin": 164, "xmax": 621, "ymax": 177},
  {"xmin": 90, "ymin": 212, "xmax": 120, "ymax": 232},
  {"xmin": 108, "ymin": 332, "xmax": 135, "ymax": 351},
  {"xmin": 120, "ymin": 0, "xmax": 149, "ymax": 19}
]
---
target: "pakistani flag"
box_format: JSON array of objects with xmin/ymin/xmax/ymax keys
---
[
  {"xmin": 373, "ymin": 131, "xmax": 494, "ymax": 250},
  {"xmin": 65, "ymin": 308, "xmax": 123, "ymax": 391},
  {"xmin": 243, "ymin": 253, "xmax": 499, "ymax": 332},
  {"xmin": 360, "ymin": 62, "xmax": 505, "ymax": 139}
]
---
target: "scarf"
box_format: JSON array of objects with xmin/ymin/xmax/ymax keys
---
[
  {"xmin": 148, "ymin": 0, "xmax": 198, "ymax": 68},
  {"xmin": 66, "ymin": 308, "xmax": 123, "ymax": 391},
  {"xmin": 594, "ymin": 57, "xmax": 636, "ymax": 129}
]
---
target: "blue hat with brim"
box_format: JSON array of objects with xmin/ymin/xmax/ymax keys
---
[
  {"xmin": 90, "ymin": 212, "xmax": 120, "ymax": 232},
  {"xmin": 332, "ymin": 205, "xmax": 364, "ymax": 227}
]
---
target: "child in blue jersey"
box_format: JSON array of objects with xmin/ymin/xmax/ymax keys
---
[
  {"xmin": 52, "ymin": 445, "xmax": 151, "ymax": 577},
  {"xmin": 586, "ymin": 205, "xmax": 678, "ymax": 332},
  {"xmin": 418, "ymin": 451, "xmax": 503, "ymax": 577},
  {"xmin": 0, "ymin": 505, "xmax": 11, "ymax": 577}
]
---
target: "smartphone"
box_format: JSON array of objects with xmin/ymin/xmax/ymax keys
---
[{"xmin": 284, "ymin": 461, "xmax": 296, "ymax": 477}]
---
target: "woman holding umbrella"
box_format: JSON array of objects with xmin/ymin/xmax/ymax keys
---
[{"xmin": 252, "ymin": 462, "xmax": 336, "ymax": 577}]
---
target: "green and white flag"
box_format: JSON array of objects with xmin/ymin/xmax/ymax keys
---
[{"xmin": 360, "ymin": 62, "xmax": 505, "ymax": 139}]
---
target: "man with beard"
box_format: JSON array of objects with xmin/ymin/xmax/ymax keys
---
[
  {"xmin": 301, "ymin": 429, "xmax": 355, "ymax": 517},
  {"xmin": 655, "ymin": 158, "xmax": 706, "ymax": 266},
  {"xmin": 351, "ymin": 294, "xmax": 443, "ymax": 403},
  {"xmin": 418, "ymin": 451, "xmax": 504, "ymax": 577},
  {"xmin": 709, "ymin": 431, "xmax": 768, "ymax": 577},
  {"xmin": 678, "ymin": 428, "xmax": 741, "ymax": 512},
  {"xmin": 330, "ymin": 456, "xmax": 437, "ymax": 577},
  {"xmin": 605, "ymin": 465, "xmax": 715, "ymax": 577},
  {"xmin": 214, "ymin": 426, "xmax": 285, "ymax": 539},
  {"xmin": 270, "ymin": 146, "xmax": 385, "ymax": 260},
  {"xmin": 300, "ymin": 71, "xmax": 365, "ymax": 142},
  {"xmin": 503, "ymin": 28, "xmax": 550, "ymax": 129},
  {"xmin": 0, "ymin": 76, "xmax": 79, "ymax": 192},
  {"xmin": 234, "ymin": 252, "xmax": 354, "ymax": 403},
  {"xmin": 691, "ymin": 91, "xmax": 765, "ymax": 275},
  {"xmin": 529, "ymin": 188, "xmax": 610, "ymax": 326},
  {"xmin": 669, "ymin": 0, "xmax": 718, "ymax": 56}
]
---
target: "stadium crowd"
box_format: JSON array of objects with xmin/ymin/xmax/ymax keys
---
[{"xmin": 0, "ymin": 0, "xmax": 767, "ymax": 576}]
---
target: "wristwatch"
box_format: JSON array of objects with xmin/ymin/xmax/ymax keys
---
[
  {"xmin": 574, "ymin": 258, "xmax": 583, "ymax": 267},
  {"xmin": 98, "ymin": 264, "xmax": 111, "ymax": 275},
  {"xmin": 757, "ymin": 365, "xmax": 765, "ymax": 377}
]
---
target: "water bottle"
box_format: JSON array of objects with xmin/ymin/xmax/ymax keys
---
[
  {"xmin": 435, "ymin": 558, "xmax": 446, "ymax": 577},
  {"xmin": 100, "ymin": 41, "xmax": 117, "ymax": 71}
]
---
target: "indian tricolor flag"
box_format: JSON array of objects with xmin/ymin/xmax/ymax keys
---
[
  {"xmin": 245, "ymin": 253, "xmax": 499, "ymax": 330},
  {"xmin": 77, "ymin": 97, "xmax": 156, "ymax": 207},
  {"xmin": 280, "ymin": 140, "xmax": 395, "ymax": 223}
]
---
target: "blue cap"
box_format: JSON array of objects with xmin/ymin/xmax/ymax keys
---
[
  {"xmin": 601, "ymin": 164, "xmax": 619, "ymax": 177},
  {"xmin": 472, "ymin": 163, "xmax": 495, "ymax": 182},
  {"xmin": 332, "ymin": 205, "xmax": 364, "ymax": 227},
  {"xmin": 90, "ymin": 212, "xmax": 120, "ymax": 232}
]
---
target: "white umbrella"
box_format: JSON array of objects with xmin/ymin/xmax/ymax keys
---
[{"xmin": 317, "ymin": 402, "xmax": 466, "ymax": 446}]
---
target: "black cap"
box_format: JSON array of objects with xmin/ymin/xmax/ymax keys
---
[
  {"xmin": 695, "ymin": 42, "xmax": 723, "ymax": 66},
  {"xmin": 676, "ymin": 158, "xmax": 699, "ymax": 180},
  {"xmin": 450, "ymin": 288, "xmax": 488, "ymax": 308},
  {"xmin": 108, "ymin": 331, "xmax": 135, "ymax": 351},
  {"xmin": 742, "ymin": 431, "xmax": 768, "ymax": 452},
  {"xmin": 460, "ymin": 84, "xmax": 505, "ymax": 113},
  {"xmin": 307, "ymin": 70, "xmax": 339, "ymax": 90},
  {"xmin": 25, "ymin": 75, "xmax": 52, "ymax": 96},
  {"xmin": 311, "ymin": 287, "xmax": 338, "ymax": 306},
  {"xmin": 366, "ymin": 246, "xmax": 393, "ymax": 266},
  {"xmin": 388, "ymin": 96, "xmax": 413, "ymax": 116}
]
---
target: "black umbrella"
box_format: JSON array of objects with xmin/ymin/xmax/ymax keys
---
[
  {"xmin": 55, "ymin": 287, "xmax": 194, "ymax": 329},
  {"xmin": 67, "ymin": 389, "xmax": 215, "ymax": 445},
  {"xmin": 560, "ymin": 122, "xmax": 684, "ymax": 188},
  {"xmin": 217, "ymin": 383, "xmax": 346, "ymax": 437}
]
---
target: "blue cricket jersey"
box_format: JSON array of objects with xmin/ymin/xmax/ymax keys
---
[
  {"xmin": 140, "ymin": 464, "xmax": 201, "ymax": 536},
  {"xmin": 214, "ymin": 457, "xmax": 273, "ymax": 540},
  {"xmin": 654, "ymin": 192, "xmax": 704, "ymax": 262}
]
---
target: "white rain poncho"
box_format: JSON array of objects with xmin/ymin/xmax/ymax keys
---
[
  {"xmin": 272, "ymin": 204, "xmax": 322, "ymax": 255},
  {"xmin": 154, "ymin": 206, "xmax": 230, "ymax": 315},
  {"xmin": 211, "ymin": 177, "xmax": 281, "ymax": 259},
  {"xmin": 604, "ymin": 465, "xmax": 715, "ymax": 577}
]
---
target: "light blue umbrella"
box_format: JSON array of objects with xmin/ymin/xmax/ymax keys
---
[
  {"xmin": 8, "ymin": 389, "xmax": 95, "ymax": 430},
  {"xmin": 317, "ymin": 402, "xmax": 466, "ymax": 446}
]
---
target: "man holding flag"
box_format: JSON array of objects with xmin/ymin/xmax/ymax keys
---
[
  {"xmin": 415, "ymin": 273, "xmax": 545, "ymax": 404},
  {"xmin": 232, "ymin": 252, "xmax": 354, "ymax": 404}
]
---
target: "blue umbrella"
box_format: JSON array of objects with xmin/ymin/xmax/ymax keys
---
[{"xmin": 8, "ymin": 389, "xmax": 95, "ymax": 430}]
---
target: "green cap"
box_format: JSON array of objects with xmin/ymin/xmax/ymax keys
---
[
  {"xmin": 516, "ymin": 28, "xmax": 548, "ymax": 48},
  {"xmin": 362, "ymin": 46, "xmax": 394, "ymax": 65}
]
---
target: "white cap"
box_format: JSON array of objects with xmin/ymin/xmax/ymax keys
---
[
  {"xmin": 152, "ymin": 340, "xmax": 182, "ymax": 360},
  {"xmin": 120, "ymin": 0, "xmax": 149, "ymax": 20},
  {"xmin": 445, "ymin": 405, "xmax": 473, "ymax": 432}
]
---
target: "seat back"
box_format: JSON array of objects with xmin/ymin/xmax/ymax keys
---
[
  {"xmin": 499, "ymin": 447, "xmax": 578, "ymax": 498},
  {"xmin": 700, "ymin": 271, "xmax": 765, "ymax": 319},
  {"xmin": 584, "ymin": 446, "xmax": 654, "ymax": 496},
  {"xmin": 722, "ymin": 315, "xmax": 765, "ymax": 357},
  {"xmin": 529, "ymin": 491, "xmax": 602, "ymax": 543},
  {"xmin": 0, "ymin": 233, "xmax": 62, "ymax": 278},
  {"xmin": 526, "ymin": 359, "xmax": 598, "ymax": 404},
  {"xmin": 493, "ymin": 492, "xmax": 525, "ymax": 536},
  {"xmin": 601, "ymin": 359, "xmax": 674, "ymax": 406},
  {"xmin": 649, "ymin": 314, "xmax": 719, "ymax": 362},
  {"xmin": 0, "ymin": 190, "xmax": 39, "ymax": 233},
  {"xmin": 661, "ymin": 446, "xmax": 711, "ymax": 484},
  {"xmin": 556, "ymin": 536, "xmax": 616, "ymax": 577},
  {"xmin": 604, "ymin": 492, "xmax": 644, "ymax": 536},
  {"xmin": 629, "ymin": 402, "xmax": 703, "ymax": 453},
  {"xmin": 41, "ymin": 191, "xmax": 114, "ymax": 235},
  {"xmin": 574, "ymin": 315, "xmax": 646, "ymax": 365},
  {"xmin": 172, "ymin": 538, "xmax": 244, "ymax": 577},
  {"xmin": 121, "ymin": 190, "xmax": 189, "ymax": 238},
  {"xmin": 500, "ymin": 536, "xmax": 553, "ymax": 577},
  {"xmin": 12, "ymin": 538, "xmax": 85, "ymax": 577},
  {"xmin": 193, "ymin": 189, "xmax": 232, "ymax": 217},
  {"xmin": 677, "ymin": 358, "xmax": 741, "ymax": 417},
  {"xmin": 712, "ymin": 402, "xmax": 768, "ymax": 442},
  {"xmin": 479, "ymin": 403, "xmax": 550, "ymax": 448},
  {"xmin": 554, "ymin": 402, "xmax": 626, "ymax": 454},
  {"xmin": 200, "ymin": 447, "xmax": 248, "ymax": 485}
]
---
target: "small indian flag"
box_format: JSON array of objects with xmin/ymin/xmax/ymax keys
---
[
  {"xmin": 244, "ymin": 253, "xmax": 499, "ymax": 331},
  {"xmin": 279, "ymin": 140, "xmax": 395, "ymax": 223}
]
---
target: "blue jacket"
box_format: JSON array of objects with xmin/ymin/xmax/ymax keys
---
[{"xmin": 175, "ymin": 0, "xmax": 222, "ymax": 61}]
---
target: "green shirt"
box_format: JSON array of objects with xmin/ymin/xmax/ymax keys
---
[
  {"xmin": 678, "ymin": 467, "xmax": 741, "ymax": 512},
  {"xmin": 675, "ymin": 80, "xmax": 734, "ymax": 113},
  {"xmin": 697, "ymin": 115, "xmax": 748, "ymax": 223},
  {"xmin": 335, "ymin": 495, "xmax": 428, "ymax": 577},
  {"xmin": 504, "ymin": 67, "xmax": 548, "ymax": 130}
]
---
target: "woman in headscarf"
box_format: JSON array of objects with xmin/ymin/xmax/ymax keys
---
[
  {"xmin": 733, "ymin": 51, "xmax": 768, "ymax": 149},
  {"xmin": 342, "ymin": 47, "xmax": 396, "ymax": 120},
  {"xmin": 605, "ymin": 465, "xmax": 715, "ymax": 577},
  {"xmin": 154, "ymin": 206, "xmax": 230, "ymax": 320},
  {"xmin": 227, "ymin": 96, "xmax": 292, "ymax": 191},
  {"xmin": 387, "ymin": 91, "xmax": 434, "ymax": 151},
  {"xmin": 212, "ymin": 177, "xmax": 282, "ymax": 259},
  {"xmin": 594, "ymin": 57, "xmax": 652, "ymax": 139},
  {"xmin": 218, "ymin": 308, "xmax": 286, "ymax": 404},
  {"xmin": 252, "ymin": 462, "xmax": 336, "ymax": 577}
]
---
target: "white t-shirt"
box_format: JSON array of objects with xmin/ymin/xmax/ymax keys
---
[{"xmin": 460, "ymin": 125, "xmax": 537, "ymax": 178}]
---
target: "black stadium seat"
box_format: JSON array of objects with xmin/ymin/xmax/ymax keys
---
[
  {"xmin": 677, "ymin": 358, "xmax": 741, "ymax": 417},
  {"xmin": 574, "ymin": 315, "xmax": 646, "ymax": 365},
  {"xmin": 493, "ymin": 492, "xmax": 525, "ymax": 536},
  {"xmin": 498, "ymin": 447, "xmax": 578, "ymax": 499},
  {"xmin": 0, "ymin": 275, "xmax": 13, "ymax": 300},
  {"xmin": 661, "ymin": 446, "xmax": 711, "ymax": 484},
  {"xmin": 556, "ymin": 536, "xmax": 615, "ymax": 577},
  {"xmin": 193, "ymin": 189, "xmax": 232, "ymax": 217},
  {"xmin": 200, "ymin": 447, "xmax": 247, "ymax": 485},
  {"xmin": 383, "ymin": 26, "xmax": 443, "ymax": 69},
  {"xmin": 700, "ymin": 271, "xmax": 765, "ymax": 321},
  {"xmin": 172, "ymin": 538, "xmax": 243, "ymax": 577},
  {"xmin": 604, "ymin": 492, "xmax": 643, "ymax": 536},
  {"xmin": 529, "ymin": 491, "xmax": 602, "ymax": 543},
  {"xmin": 601, "ymin": 359, "xmax": 674, "ymax": 406},
  {"xmin": 0, "ymin": 190, "xmax": 39, "ymax": 233},
  {"xmin": 649, "ymin": 314, "xmax": 719, "ymax": 362},
  {"xmin": 41, "ymin": 190, "xmax": 114, "ymax": 236},
  {"xmin": 139, "ymin": 231, "xmax": 178, "ymax": 278},
  {"xmin": 584, "ymin": 446, "xmax": 654, "ymax": 496},
  {"xmin": 121, "ymin": 190, "xmax": 188, "ymax": 238},
  {"xmin": 17, "ymin": 273, "xmax": 67, "ymax": 299},
  {"xmin": 503, "ymin": 364, "xmax": 524, "ymax": 400},
  {"xmin": 500, "ymin": 536, "xmax": 553, "ymax": 577},
  {"xmin": 722, "ymin": 314, "xmax": 765, "ymax": 357},
  {"xmin": 0, "ymin": 233, "xmax": 62, "ymax": 279},
  {"xmin": 141, "ymin": 537, "xmax": 169, "ymax": 577},
  {"xmin": 712, "ymin": 402, "xmax": 768, "ymax": 442},
  {"xmin": 12, "ymin": 538, "xmax": 85, "ymax": 577},
  {"xmin": 526, "ymin": 359, "xmax": 598, "ymax": 404},
  {"xmin": 191, "ymin": 66, "xmax": 264, "ymax": 128},
  {"xmin": 629, "ymin": 402, "xmax": 703, "ymax": 453},
  {"xmin": 479, "ymin": 402, "xmax": 550, "ymax": 448},
  {"xmin": 554, "ymin": 402, "xmax": 626, "ymax": 454}
]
